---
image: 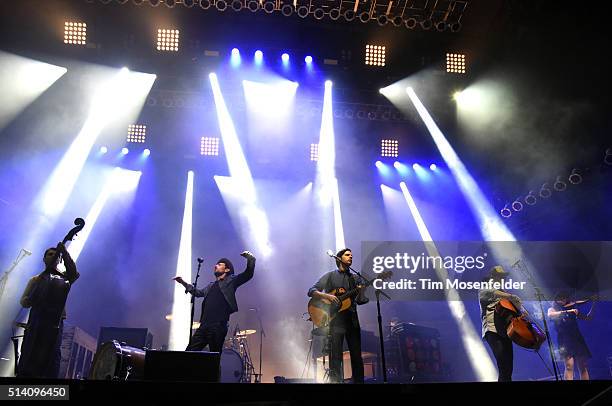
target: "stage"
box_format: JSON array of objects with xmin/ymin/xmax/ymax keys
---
[{"xmin": 1, "ymin": 378, "xmax": 612, "ymax": 404}]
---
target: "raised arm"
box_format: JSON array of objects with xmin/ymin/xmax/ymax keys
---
[
  {"xmin": 60, "ymin": 243, "xmax": 79, "ymax": 284},
  {"xmin": 234, "ymin": 251, "xmax": 256, "ymax": 287}
]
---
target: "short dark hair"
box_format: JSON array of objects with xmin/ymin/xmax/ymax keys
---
[
  {"xmin": 554, "ymin": 291, "xmax": 570, "ymax": 302},
  {"xmin": 335, "ymin": 248, "xmax": 351, "ymax": 268},
  {"xmin": 43, "ymin": 247, "xmax": 56, "ymax": 260}
]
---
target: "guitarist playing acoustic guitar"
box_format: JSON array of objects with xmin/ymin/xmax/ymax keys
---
[{"xmin": 308, "ymin": 248, "xmax": 369, "ymax": 384}]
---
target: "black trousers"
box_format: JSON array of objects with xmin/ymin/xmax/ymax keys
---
[
  {"xmin": 17, "ymin": 321, "xmax": 63, "ymax": 378},
  {"xmin": 485, "ymin": 331, "xmax": 513, "ymax": 382},
  {"xmin": 328, "ymin": 312, "xmax": 364, "ymax": 384},
  {"xmin": 186, "ymin": 321, "xmax": 228, "ymax": 353}
]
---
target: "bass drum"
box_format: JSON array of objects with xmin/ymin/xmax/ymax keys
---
[
  {"xmin": 89, "ymin": 340, "xmax": 146, "ymax": 380},
  {"xmin": 220, "ymin": 348, "xmax": 244, "ymax": 383}
]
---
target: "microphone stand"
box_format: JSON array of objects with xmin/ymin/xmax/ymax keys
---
[
  {"xmin": 188, "ymin": 258, "xmax": 203, "ymax": 347},
  {"xmin": 512, "ymin": 260, "xmax": 560, "ymax": 381},
  {"xmin": 329, "ymin": 253, "xmax": 391, "ymax": 383},
  {"xmin": 252, "ymin": 308, "xmax": 266, "ymax": 383},
  {"xmin": 0, "ymin": 249, "xmax": 31, "ymax": 304}
]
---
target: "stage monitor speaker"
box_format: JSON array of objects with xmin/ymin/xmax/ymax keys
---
[
  {"xmin": 145, "ymin": 350, "xmax": 221, "ymax": 382},
  {"xmin": 97, "ymin": 327, "xmax": 153, "ymax": 350}
]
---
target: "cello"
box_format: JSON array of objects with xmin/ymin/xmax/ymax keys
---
[{"xmin": 495, "ymin": 298, "xmax": 546, "ymax": 350}]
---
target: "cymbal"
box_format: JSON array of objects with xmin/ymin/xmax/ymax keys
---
[{"xmin": 237, "ymin": 329, "xmax": 256, "ymax": 336}]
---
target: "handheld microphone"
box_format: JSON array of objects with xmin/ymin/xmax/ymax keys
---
[
  {"xmin": 23, "ymin": 249, "xmax": 32, "ymax": 256},
  {"xmin": 326, "ymin": 249, "xmax": 336, "ymax": 258},
  {"xmin": 197, "ymin": 257, "xmax": 204, "ymax": 264}
]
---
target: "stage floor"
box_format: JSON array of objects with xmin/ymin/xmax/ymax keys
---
[{"xmin": 1, "ymin": 378, "xmax": 612, "ymax": 404}]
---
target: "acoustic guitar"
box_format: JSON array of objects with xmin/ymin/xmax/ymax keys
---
[{"xmin": 307, "ymin": 271, "xmax": 392, "ymax": 328}]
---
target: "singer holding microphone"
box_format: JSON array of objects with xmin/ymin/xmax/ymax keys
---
[
  {"xmin": 173, "ymin": 251, "xmax": 256, "ymax": 353},
  {"xmin": 308, "ymin": 248, "xmax": 368, "ymax": 383}
]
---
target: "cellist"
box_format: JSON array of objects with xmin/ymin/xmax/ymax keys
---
[{"xmin": 478, "ymin": 266, "xmax": 522, "ymax": 382}]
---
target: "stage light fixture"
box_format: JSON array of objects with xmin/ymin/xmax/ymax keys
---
[
  {"xmin": 553, "ymin": 175, "xmax": 567, "ymax": 191},
  {"xmin": 446, "ymin": 53, "xmax": 466, "ymax": 74},
  {"xmin": 381, "ymin": 139, "xmax": 398, "ymax": 158},
  {"xmin": 64, "ymin": 22, "xmax": 87, "ymax": 45},
  {"xmin": 604, "ymin": 148, "xmax": 612, "ymax": 165},
  {"xmin": 500, "ymin": 205, "xmax": 512, "ymax": 218},
  {"xmin": 127, "ymin": 124, "xmax": 146, "ymax": 143},
  {"xmin": 430, "ymin": 164, "xmax": 437, "ymax": 171},
  {"xmin": 539, "ymin": 183, "xmax": 552, "ymax": 198},
  {"xmin": 365, "ymin": 44, "xmax": 386, "ymax": 67},
  {"xmin": 157, "ymin": 28, "xmax": 179, "ymax": 52},
  {"xmin": 305, "ymin": 55, "xmax": 313, "ymax": 64},
  {"xmin": 201, "ymin": 136, "xmax": 220, "ymax": 156},
  {"xmin": 310, "ymin": 143, "xmax": 319, "ymax": 162},
  {"xmin": 568, "ymin": 168, "xmax": 582, "ymax": 185},
  {"xmin": 121, "ymin": 147, "xmax": 129, "ymax": 155},
  {"xmin": 524, "ymin": 191, "xmax": 537, "ymax": 206}
]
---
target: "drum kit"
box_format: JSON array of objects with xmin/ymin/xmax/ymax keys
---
[
  {"xmin": 221, "ymin": 327, "xmax": 257, "ymax": 383},
  {"xmin": 89, "ymin": 327, "xmax": 258, "ymax": 383}
]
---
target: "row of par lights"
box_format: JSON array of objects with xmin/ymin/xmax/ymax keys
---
[
  {"xmin": 501, "ymin": 149, "xmax": 612, "ymax": 218},
  {"xmin": 122, "ymin": 0, "xmax": 461, "ymax": 31},
  {"xmin": 500, "ymin": 169, "xmax": 586, "ymax": 218},
  {"xmin": 376, "ymin": 161, "xmax": 438, "ymax": 171},
  {"xmin": 99, "ymin": 146, "xmax": 151, "ymax": 157}
]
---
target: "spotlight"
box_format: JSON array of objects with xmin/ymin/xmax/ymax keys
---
[
  {"xmin": 604, "ymin": 148, "xmax": 612, "ymax": 166},
  {"xmin": 305, "ymin": 55, "xmax": 313, "ymax": 64},
  {"xmin": 344, "ymin": 10, "xmax": 356, "ymax": 21},
  {"xmin": 127, "ymin": 124, "xmax": 147, "ymax": 143},
  {"xmin": 313, "ymin": 8, "xmax": 324, "ymax": 20},
  {"xmin": 254, "ymin": 50, "xmax": 263, "ymax": 62},
  {"xmin": 412, "ymin": 163, "xmax": 420, "ymax": 170},
  {"xmin": 511, "ymin": 199, "xmax": 523, "ymax": 212},
  {"xmin": 420, "ymin": 19, "xmax": 433, "ymax": 30},
  {"xmin": 359, "ymin": 11, "xmax": 370, "ymax": 23},
  {"xmin": 231, "ymin": 0, "xmax": 242, "ymax": 11},
  {"xmin": 281, "ymin": 4, "xmax": 293, "ymax": 16},
  {"xmin": 568, "ymin": 168, "xmax": 582, "ymax": 185},
  {"xmin": 143, "ymin": 148, "xmax": 151, "ymax": 157},
  {"xmin": 553, "ymin": 175, "xmax": 567, "ymax": 192},
  {"xmin": 539, "ymin": 183, "xmax": 552, "ymax": 198},
  {"xmin": 435, "ymin": 21, "xmax": 447, "ymax": 31},
  {"xmin": 405, "ymin": 17, "xmax": 417, "ymax": 29},
  {"xmin": 500, "ymin": 205, "xmax": 512, "ymax": 218},
  {"xmin": 263, "ymin": 0, "xmax": 275, "ymax": 13},
  {"xmin": 310, "ymin": 143, "xmax": 319, "ymax": 162},
  {"xmin": 99, "ymin": 146, "xmax": 108, "ymax": 154},
  {"xmin": 281, "ymin": 53, "xmax": 289, "ymax": 63},
  {"xmin": 329, "ymin": 8, "xmax": 341, "ymax": 20},
  {"xmin": 157, "ymin": 28, "xmax": 180, "ymax": 52},
  {"xmin": 121, "ymin": 147, "xmax": 129, "ymax": 155},
  {"xmin": 524, "ymin": 191, "xmax": 537, "ymax": 206},
  {"xmin": 325, "ymin": 80, "xmax": 332, "ymax": 87},
  {"xmin": 201, "ymin": 137, "xmax": 220, "ymax": 156},
  {"xmin": 64, "ymin": 21, "xmax": 87, "ymax": 45},
  {"xmin": 365, "ymin": 44, "xmax": 386, "ymax": 67},
  {"xmin": 230, "ymin": 48, "xmax": 241, "ymax": 67},
  {"xmin": 381, "ymin": 139, "xmax": 398, "ymax": 158},
  {"xmin": 297, "ymin": 5, "xmax": 309, "ymax": 18},
  {"xmin": 375, "ymin": 161, "xmax": 383, "ymax": 168},
  {"xmin": 199, "ymin": 0, "xmax": 211, "ymax": 8},
  {"xmin": 430, "ymin": 164, "xmax": 437, "ymax": 171},
  {"xmin": 247, "ymin": 0, "xmax": 259, "ymax": 12},
  {"xmin": 216, "ymin": 0, "xmax": 227, "ymax": 11},
  {"xmin": 446, "ymin": 53, "xmax": 466, "ymax": 74},
  {"xmin": 392, "ymin": 16, "xmax": 403, "ymax": 26},
  {"xmin": 393, "ymin": 161, "xmax": 401, "ymax": 169},
  {"xmin": 377, "ymin": 14, "xmax": 388, "ymax": 26}
]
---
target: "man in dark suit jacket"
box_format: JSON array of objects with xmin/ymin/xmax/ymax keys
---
[{"xmin": 174, "ymin": 251, "xmax": 255, "ymax": 352}]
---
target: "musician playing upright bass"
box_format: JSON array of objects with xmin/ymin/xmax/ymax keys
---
[
  {"xmin": 478, "ymin": 266, "xmax": 521, "ymax": 382},
  {"xmin": 308, "ymin": 248, "xmax": 368, "ymax": 383},
  {"xmin": 17, "ymin": 243, "xmax": 79, "ymax": 378}
]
